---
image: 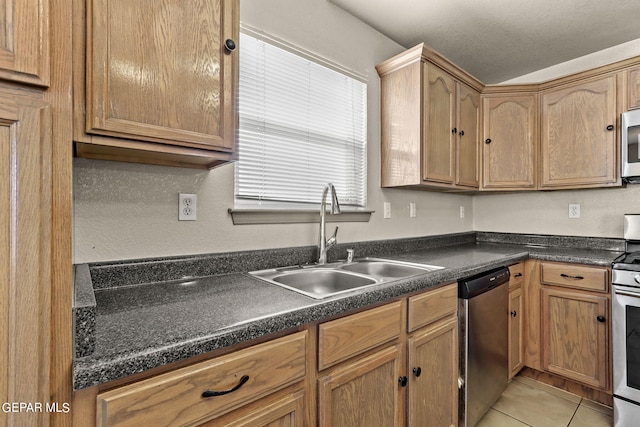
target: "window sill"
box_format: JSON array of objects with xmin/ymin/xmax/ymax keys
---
[{"xmin": 228, "ymin": 208, "xmax": 373, "ymax": 225}]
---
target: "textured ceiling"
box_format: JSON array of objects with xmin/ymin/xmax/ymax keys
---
[{"xmin": 329, "ymin": 0, "xmax": 640, "ymax": 84}]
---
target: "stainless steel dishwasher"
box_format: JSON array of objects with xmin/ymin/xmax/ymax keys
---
[{"xmin": 458, "ymin": 266, "xmax": 510, "ymax": 427}]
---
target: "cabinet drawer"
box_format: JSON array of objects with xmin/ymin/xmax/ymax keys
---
[
  {"xmin": 509, "ymin": 263, "xmax": 525, "ymax": 289},
  {"xmin": 407, "ymin": 283, "xmax": 458, "ymax": 332},
  {"xmin": 540, "ymin": 262, "xmax": 609, "ymax": 292},
  {"xmin": 96, "ymin": 332, "xmax": 307, "ymax": 427},
  {"xmin": 318, "ymin": 301, "xmax": 403, "ymax": 370}
]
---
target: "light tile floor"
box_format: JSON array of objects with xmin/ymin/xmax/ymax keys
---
[{"xmin": 476, "ymin": 375, "xmax": 613, "ymax": 427}]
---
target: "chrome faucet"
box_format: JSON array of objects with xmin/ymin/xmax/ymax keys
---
[{"xmin": 318, "ymin": 183, "xmax": 341, "ymax": 264}]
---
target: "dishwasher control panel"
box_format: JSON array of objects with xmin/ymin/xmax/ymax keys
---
[{"xmin": 458, "ymin": 266, "xmax": 510, "ymax": 299}]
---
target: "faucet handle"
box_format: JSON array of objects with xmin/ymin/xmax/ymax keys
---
[{"xmin": 327, "ymin": 226, "xmax": 339, "ymax": 247}]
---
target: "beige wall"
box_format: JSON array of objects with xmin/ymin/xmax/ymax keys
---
[
  {"xmin": 73, "ymin": 0, "xmax": 474, "ymax": 264},
  {"xmin": 473, "ymin": 187, "xmax": 640, "ymax": 238}
]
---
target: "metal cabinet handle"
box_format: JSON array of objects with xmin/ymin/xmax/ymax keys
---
[
  {"xmin": 606, "ymin": 124, "xmax": 614, "ymax": 131},
  {"xmin": 202, "ymin": 375, "xmax": 249, "ymax": 397},
  {"xmin": 452, "ymin": 127, "xmax": 457, "ymax": 134},
  {"xmin": 560, "ymin": 273, "xmax": 584, "ymax": 280},
  {"xmin": 412, "ymin": 367, "xmax": 422, "ymax": 377},
  {"xmin": 459, "ymin": 130, "xmax": 465, "ymax": 136},
  {"xmin": 485, "ymin": 138, "xmax": 492, "ymax": 144},
  {"xmin": 398, "ymin": 376, "xmax": 408, "ymax": 387},
  {"xmin": 514, "ymin": 273, "xmax": 523, "ymax": 278},
  {"xmin": 224, "ymin": 39, "xmax": 237, "ymax": 53},
  {"xmin": 511, "ymin": 310, "xmax": 517, "ymax": 317},
  {"xmin": 596, "ymin": 315, "xmax": 606, "ymax": 323}
]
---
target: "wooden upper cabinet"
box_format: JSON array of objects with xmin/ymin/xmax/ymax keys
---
[
  {"xmin": 0, "ymin": 0, "xmax": 49, "ymax": 86},
  {"xmin": 481, "ymin": 93, "xmax": 537, "ymax": 190},
  {"xmin": 457, "ymin": 82, "xmax": 480, "ymax": 187},
  {"xmin": 377, "ymin": 44, "xmax": 483, "ymax": 191},
  {"xmin": 73, "ymin": 0, "xmax": 239, "ymax": 169},
  {"xmin": 424, "ymin": 63, "xmax": 456, "ymax": 185},
  {"xmin": 627, "ymin": 65, "xmax": 640, "ymax": 110},
  {"xmin": 540, "ymin": 75, "xmax": 620, "ymax": 189}
]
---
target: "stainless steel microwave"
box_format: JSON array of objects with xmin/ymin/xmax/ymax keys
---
[{"xmin": 622, "ymin": 109, "xmax": 640, "ymax": 181}]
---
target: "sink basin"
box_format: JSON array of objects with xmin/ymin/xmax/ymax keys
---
[
  {"xmin": 271, "ymin": 269, "xmax": 376, "ymax": 299},
  {"xmin": 249, "ymin": 257, "xmax": 443, "ymax": 299},
  {"xmin": 340, "ymin": 258, "xmax": 442, "ymax": 278}
]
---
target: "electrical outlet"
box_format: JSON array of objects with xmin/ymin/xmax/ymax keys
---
[
  {"xmin": 568, "ymin": 203, "xmax": 580, "ymax": 219},
  {"xmin": 179, "ymin": 193, "xmax": 197, "ymax": 220},
  {"xmin": 383, "ymin": 202, "xmax": 391, "ymax": 219},
  {"xmin": 460, "ymin": 206, "xmax": 465, "ymax": 219},
  {"xmin": 409, "ymin": 202, "xmax": 416, "ymax": 218}
]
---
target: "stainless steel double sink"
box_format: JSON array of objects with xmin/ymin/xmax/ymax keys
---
[{"xmin": 249, "ymin": 258, "xmax": 444, "ymax": 299}]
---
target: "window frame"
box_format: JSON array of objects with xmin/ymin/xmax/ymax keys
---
[{"xmin": 232, "ymin": 25, "xmax": 370, "ymax": 223}]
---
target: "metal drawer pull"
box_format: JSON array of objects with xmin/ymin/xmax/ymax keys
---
[
  {"xmin": 511, "ymin": 310, "xmax": 517, "ymax": 317},
  {"xmin": 514, "ymin": 273, "xmax": 523, "ymax": 278},
  {"xmin": 413, "ymin": 367, "xmax": 422, "ymax": 377},
  {"xmin": 560, "ymin": 273, "xmax": 584, "ymax": 280},
  {"xmin": 596, "ymin": 315, "xmax": 606, "ymax": 323},
  {"xmin": 202, "ymin": 375, "xmax": 249, "ymax": 397}
]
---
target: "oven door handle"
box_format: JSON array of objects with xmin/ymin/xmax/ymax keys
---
[{"xmin": 613, "ymin": 288, "xmax": 640, "ymax": 298}]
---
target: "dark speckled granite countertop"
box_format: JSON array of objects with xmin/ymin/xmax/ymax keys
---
[{"xmin": 72, "ymin": 232, "xmax": 623, "ymax": 390}]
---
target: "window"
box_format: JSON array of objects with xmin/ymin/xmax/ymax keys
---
[{"xmin": 235, "ymin": 29, "xmax": 367, "ymax": 209}]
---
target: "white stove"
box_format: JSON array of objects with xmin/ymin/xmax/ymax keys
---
[{"xmin": 612, "ymin": 215, "xmax": 640, "ymax": 426}]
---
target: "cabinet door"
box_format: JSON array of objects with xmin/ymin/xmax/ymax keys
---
[
  {"xmin": 318, "ymin": 345, "xmax": 404, "ymax": 427},
  {"xmin": 509, "ymin": 287, "xmax": 524, "ymax": 378},
  {"xmin": 200, "ymin": 389, "xmax": 306, "ymax": 427},
  {"xmin": 1, "ymin": 92, "xmax": 51, "ymax": 426},
  {"xmin": 86, "ymin": 0, "xmax": 237, "ymax": 152},
  {"xmin": 0, "ymin": 0, "xmax": 49, "ymax": 86},
  {"xmin": 627, "ymin": 66, "xmax": 640, "ymax": 110},
  {"xmin": 540, "ymin": 76, "xmax": 618, "ymax": 188},
  {"xmin": 456, "ymin": 83, "xmax": 480, "ymax": 188},
  {"xmin": 424, "ymin": 63, "xmax": 456, "ymax": 185},
  {"xmin": 541, "ymin": 288, "xmax": 608, "ymax": 389},
  {"xmin": 408, "ymin": 319, "xmax": 458, "ymax": 427},
  {"xmin": 481, "ymin": 94, "xmax": 537, "ymax": 190}
]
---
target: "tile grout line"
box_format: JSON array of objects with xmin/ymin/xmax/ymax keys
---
[
  {"xmin": 565, "ymin": 398, "xmax": 583, "ymax": 426},
  {"xmin": 490, "ymin": 407, "xmax": 534, "ymax": 426}
]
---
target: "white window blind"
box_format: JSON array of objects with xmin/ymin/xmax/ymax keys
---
[{"xmin": 236, "ymin": 31, "xmax": 367, "ymax": 207}]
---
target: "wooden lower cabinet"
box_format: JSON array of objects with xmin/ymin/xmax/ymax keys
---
[
  {"xmin": 77, "ymin": 286, "xmax": 462, "ymax": 427},
  {"xmin": 317, "ymin": 284, "xmax": 459, "ymax": 427},
  {"xmin": 408, "ymin": 318, "xmax": 458, "ymax": 427},
  {"xmin": 1, "ymin": 89, "xmax": 52, "ymax": 427},
  {"xmin": 201, "ymin": 387, "xmax": 306, "ymax": 427},
  {"xmin": 317, "ymin": 345, "xmax": 404, "ymax": 427},
  {"xmin": 541, "ymin": 287, "xmax": 609, "ymax": 390},
  {"xmin": 509, "ymin": 286, "xmax": 524, "ymax": 378},
  {"xmin": 94, "ymin": 332, "xmax": 307, "ymax": 427}
]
